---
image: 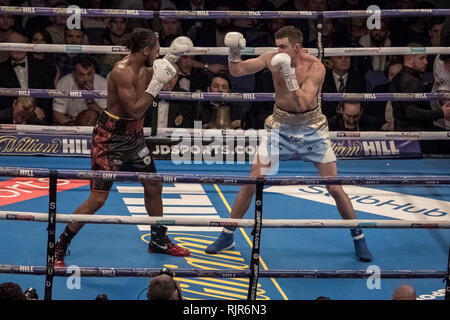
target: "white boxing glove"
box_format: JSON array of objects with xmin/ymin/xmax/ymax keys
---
[
  {"xmin": 224, "ymin": 32, "xmax": 246, "ymax": 62},
  {"xmin": 163, "ymin": 36, "xmax": 194, "ymax": 63},
  {"xmin": 146, "ymin": 59, "xmax": 176, "ymax": 98},
  {"xmin": 271, "ymin": 53, "xmax": 299, "ymax": 92}
]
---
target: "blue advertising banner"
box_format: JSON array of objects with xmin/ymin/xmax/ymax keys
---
[{"xmin": 0, "ymin": 133, "xmax": 422, "ymax": 160}]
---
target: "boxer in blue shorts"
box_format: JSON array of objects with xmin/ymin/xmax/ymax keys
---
[{"xmin": 206, "ymin": 26, "xmax": 373, "ymax": 262}]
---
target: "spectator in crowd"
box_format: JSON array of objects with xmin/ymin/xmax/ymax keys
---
[
  {"xmin": 425, "ymin": 17, "xmax": 445, "ymax": 72},
  {"xmin": 29, "ymin": 28, "xmax": 59, "ymax": 86},
  {"xmin": 175, "ymin": 0, "xmax": 217, "ymax": 42},
  {"xmin": 428, "ymin": 17, "xmax": 445, "ymax": 47},
  {"xmin": 322, "ymin": 55, "xmax": 366, "ymax": 119},
  {"xmin": 0, "ymin": 31, "xmax": 54, "ymax": 124},
  {"xmin": 194, "ymin": 0, "xmax": 234, "ymax": 74},
  {"xmin": 0, "ymin": 96, "xmax": 46, "ymax": 125},
  {"xmin": 389, "ymin": 0, "xmax": 417, "ymax": 46},
  {"xmin": 358, "ymin": 17, "xmax": 391, "ymax": 74},
  {"xmin": 147, "ymin": 268, "xmax": 182, "ymax": 300},
  {"xmin": 390, "ymin": 43, "xmax": 450, "ymax": 131},
  {"xmin": 247, "ymin": 18, "xmax": 288, "ymax": 48},
  {"xmin": 336, "ymin": 10, "xmax": 369, "ymax": 47},
  {"xmin": 53, "ymin": 54, "xmax": 107, "ymax": 126},
  {"xmin": 328, "ymin": 101, "xmax": 379, "ymax": 131},
  {"xmin": 52, "ymin": 24, "xmax": 89, "ymax": 77},
  {"xmin": 0, "ymin": 282, "xmax": 26, "ymax": 300},
  {"xmin": 278, "ymin": 0, "xmax": 309, "ymax": 40},
  {"xmin": 82, "ymin": 0, "xmax": 109, "ymax": 45},
  {"xmin": 158, "ymin": 15, "xmax": 184, "ymax": 47},
  {"xmin": 316, "ymin": 296, "xmax": 332, "ymax": 300},
  {"xmin": 195, "ymin": 0, "xmax": 233, "ymax": 48},
  {"xmin": 431, "ymin": 16, "xmax": 450, "ymax": 131},
  {"xmin": 22, "ymin": 0, "xmax": 53, "ymax": 38},
  {"xmin": 144, "ymin": 63, "xmax": 194, "ymax": 128},
  {"xmin": 125, "ymin": 0, "xmax": 176, "ymax": 33},
  {"xmin": 231, "ymin": 0, "xmax": 276, "ymax": 34},
  {"xmin": 94, "ymin": 17, "xmax": 130, "ymax": 77},
  {"xmin": 176, "ymin": 55, "xmax": 209, "ymax": 92},
  {"xmin": 201, "ymin": 73, "xmax": 242, "ymax": 129},
  {"xmin": 45, "ymin": 1, "xmax": 89, "ymax": 45},
  {"xmin": 404, "ymin": 1, "xmax": 436, "ymax": 46},
  {"xmin": 392, "ymin": 284, "xmax": 416, "ymax": 300},
  {"xmin": 369, "ymin": 56, "xmax": 404, "ymax": 130},
  {"xmin": 0, "ymin": 14, "xmax": 15, "ymax": 63}
]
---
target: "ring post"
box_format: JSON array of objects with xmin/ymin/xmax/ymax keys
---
[
  {"xmin": 44, "ymin": 170, "xmax": 57, "ymax": 300},
  {"xmin": 247, "ymin": 178, "xmax": 264, "ymax": 300},
  {"xmin": 445, "ymin": 245, "xmax": 450, "ymax": 300}
]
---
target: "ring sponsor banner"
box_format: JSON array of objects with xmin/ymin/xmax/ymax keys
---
[{"xmin": 0, "ymin": 133, "xmax": 421, "ymax": 159}]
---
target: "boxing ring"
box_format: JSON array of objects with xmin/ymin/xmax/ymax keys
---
[{"xmin": 0, "ymin": 6, "xmax": 449, "ymax": 301}]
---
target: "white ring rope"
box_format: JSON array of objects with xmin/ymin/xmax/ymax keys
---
[
  {"xmin": 1, "ymin": 43, "xmax": 449, "ymax": 57},
  {"xmin": 1, "ymin": 211, "xmax": 449, "ymax": 229},
  {"xmin": 0, "ymin": 124, "xmax": 449, "ymax": 140}
]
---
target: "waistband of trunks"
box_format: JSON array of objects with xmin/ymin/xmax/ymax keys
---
[
  {"xmin": 97, "ymin": 110, "xmax": 144, "ymax": 135},
  {"xmin": 272, "ymin": 105, "xmax": 323, "ymax": 125}
]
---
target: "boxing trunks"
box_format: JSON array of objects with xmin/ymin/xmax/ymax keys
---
[
  {"xmin": 91, "ymin": 110, "xmax": 156, "ymax": 192},
  {"xmin": 258, "ymin": 105, "xmax": 336, "ymax": 163}
]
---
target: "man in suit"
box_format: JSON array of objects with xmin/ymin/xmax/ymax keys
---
[
  {"xmin": 144, "ymin": 64, "xmax": 194, "ymax": 129},
  {"xmin": 175, "ymin": 0, "xmax": 217, "ymax": 42},
  {"xmin": 328, "ymin": 101, "xmax": 379, "ymax": 131},
  {"xmin": 321, "ymin": 55, "xmax": 366, "ymax": 119},
  {"xmin": 176, "ymin": 55, "xmax": 209, "ymax": 93},
  {"xmin": 0, "ymin": 31, "xmax": 54, "ymax": 124},
  {"xmin": 0, "ymin": 96, "xmax": 46, "ymax": 125}
]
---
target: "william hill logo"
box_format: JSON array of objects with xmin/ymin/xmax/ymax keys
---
[{"xmin": 0, "ymin": 136, "xmax": 60, "ymax": 154}]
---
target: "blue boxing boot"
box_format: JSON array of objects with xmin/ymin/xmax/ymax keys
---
[
  {"xmin": 351, "ymin": 228, "xmax": 373, "ymax": 262},
  {"xmin": 205, "ymin": 228, "xmax": 236, "ymax": 254}
]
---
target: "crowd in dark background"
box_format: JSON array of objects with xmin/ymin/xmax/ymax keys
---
[{"xmin": 0, "ymin": 0, "xmax": 449, "ymax": 135}]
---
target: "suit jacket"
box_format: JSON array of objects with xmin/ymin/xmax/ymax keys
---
[
  {"xmin": 144, "ymin": 86, "xmax": 195, "ymax": 128},
  {"xmin": 390, "ymin": 66, "xmax": 443, "ymax": 131},
  {"xmin": 176, "ymin": 69, "xmax": 209, "ymax": 93},
  {"xmin": 0, "ymin": 107, "xmax": 46, "ymax": 125},
  {"xmin": 0, "ymin": 57, "xmax": 55, "ymax": 124},
  {"xmin": 327, "ymin": 113, "xmax": 379, "ymax": 131},
  {"xmin": 321, "ymin": 69, "xmax": 366, "ymax": 119},
  {"xmin": 176, "ymin": 0, "xmax": 217, "ymax": 42}
]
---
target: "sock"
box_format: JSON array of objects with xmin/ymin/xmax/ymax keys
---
[
  {"xmin": 223, "ymin": 226, "xmax": 236, "ymax": 234},
  {"xmin": 350, "ymin": 227, "xmax": 364, "ymax": 240},
  {"xmin": 57, "ymin": 225, "xmax": 76, "ymax": 245},
  {"xmin": 151, "ymin": 225, "xmax": 166, "ymax": 238}
]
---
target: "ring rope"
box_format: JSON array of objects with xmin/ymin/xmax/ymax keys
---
[
  {"xmin": 1, "ymin": 88, "xmax": 449, "ymax": 102},
  {"xmin": 1, "ymin": 212, "xmax": 449, "ymax": 229},
  {"xmin": 1, "ymin": 166, "xmax": 450, "ymax": 185},
  {"xmin": 1, "ymin": 6, "xmax": 449, "ymax": 19},
  {"xmin": 0, "ymin": 265, "xmax": 446, "ymax": 279},
  {"xmin": 1, "ymin": 43, "xmax": 449, "ymax": 57},
  {"xmin": 1, "ymin": 124, "xmax": 449, "ymax": 140}
]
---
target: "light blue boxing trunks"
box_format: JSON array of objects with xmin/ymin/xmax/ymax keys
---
[{"xmin": 258, "ymin": 105, "xmax": 336, "ymax": 164}]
